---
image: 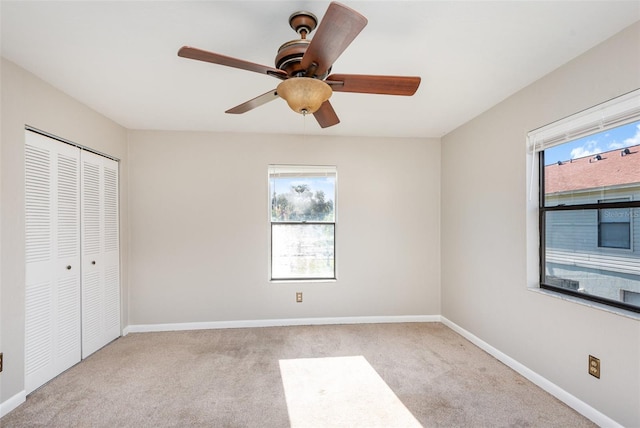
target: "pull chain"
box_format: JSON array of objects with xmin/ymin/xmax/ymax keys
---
[{"xmin": 302, "ymin": 111, "xmax": 308, "ymax": 142}]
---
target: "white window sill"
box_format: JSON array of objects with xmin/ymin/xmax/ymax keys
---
[
  {"xmin": 528, "ymin": 287, "xmax": 640, "ymax": 321},
  {"xmin": 270, "ymin": 279, "xmax": 337, "ymax": 284}
]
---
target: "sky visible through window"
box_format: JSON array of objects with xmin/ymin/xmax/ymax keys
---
[
  {"xmin": 270, "ymin": 176, "xmax": 336, "ymax": 203},
  {"xmin": 544, "ymin": 120, "xmax": 640, "ymax": 165}
]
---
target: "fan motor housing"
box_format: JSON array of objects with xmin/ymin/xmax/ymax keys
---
[
  {"xmin": 275, "ymin": 40, "xmax": 310, "ymax": 77},
  {"xmin": 275, "ymin": 40, "xmax": 331, "ymax": 79}
]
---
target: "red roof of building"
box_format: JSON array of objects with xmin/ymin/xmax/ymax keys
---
[{"xmin": 544, "ymin": 144, "xmax": 640, "ymax": 194}]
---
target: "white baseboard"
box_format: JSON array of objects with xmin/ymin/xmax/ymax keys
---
[
  {"xmin": 440, "ymin": 317, "xmax": 622, "ymax": 428},
  {"xmin": 123, "ymin": 314, "xmax": 440, "ymax": 335},
  {"xmin": 0, "ymin": 390, "xmax": 26, "ymax": 418}
]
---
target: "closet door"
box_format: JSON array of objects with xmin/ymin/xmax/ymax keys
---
[
  {"xmin": 81, "ymin": 151, "xmax": 120, "ymax": 358},
  {"xmin": 25, "ymin": 131, "xmax": 81, "ymax": 393}
]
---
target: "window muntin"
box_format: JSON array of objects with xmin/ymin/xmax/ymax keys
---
[
  {"xmin": 538, "ymin": 120, "xmax": 640, "ymax": 312},
  {"xmin": 269, "ymin": 165, "xmax": 336, "ymax": 281}
]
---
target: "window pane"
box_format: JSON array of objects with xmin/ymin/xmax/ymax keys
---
[
  {"xmin": 543, "ymin": 121, "xmax": 640, "ymax": 207},
  {"xmin": 544, "ymin": 209, "xmax": 640, "ymax": 306},
  {"xmin": 599, "ymin": 205, "xmax": 631, "ymax": 223},
  {"xmin": 272, "ymin": 224, "xmax": 335, "ymax": 279},
  {"xmin": 599, "ymin": 222, "xmax": 630, "ymax": 249},
  {"xmin": 270, "ymin": 175, "xmax": 335, "ymax": 222}
]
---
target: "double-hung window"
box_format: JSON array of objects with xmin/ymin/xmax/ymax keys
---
[
  {"xmin": 269, "ymin": 165, "xmax": 336, "ymax": 281},
  {"xmin": 530, "ymin": 89, "xmax": 640, "ymax": 313}
]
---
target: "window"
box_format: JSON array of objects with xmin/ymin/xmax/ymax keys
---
[
  {"xmin": 269, "ymin": 165, "xmax": 336, "ymax": 281},
  {"xmin": 530, "ymin": 89, "xmax": 640, "ymax": 313},
  {"xmin": 598, "ymin": 198, "xmax": 631, "ymax": 249},
  {"xmin": 622, "ymin": 289, "xmax": 640, "ymax": 305}
]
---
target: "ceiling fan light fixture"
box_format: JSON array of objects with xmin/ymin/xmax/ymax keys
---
[{"xmin": 277, "ymin": 77, "xmax": 332, "ymax": 115}]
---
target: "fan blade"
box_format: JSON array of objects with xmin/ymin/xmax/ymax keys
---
[
  {"xmin": 313, "ymin": 101, "xmax": 340, "ymax": 128},
  {"xmin": 326, "ymin": 74, "xmax": 421, "ymax": 96},
  {"xmin": 178, "ymin": 46, "xmax": 287, "ymax": 80},
  {"xmin": 300, "ymin": 2, "xmax": 367, "ymax": 77},
  {"xmin": 226, "ymin": 89, "xmax": 280, "ymax": 114}
]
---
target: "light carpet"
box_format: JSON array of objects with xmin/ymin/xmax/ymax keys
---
[{"xmin": 1, "ymin": 322, "xmax": 596, "ymax": 427}]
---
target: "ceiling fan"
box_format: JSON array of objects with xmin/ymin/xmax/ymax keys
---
[{"xmin": 177, "ymin": 2, "xmax": 421, "ymax": 128}]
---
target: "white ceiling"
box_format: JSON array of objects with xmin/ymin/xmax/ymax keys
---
[{"xmin": 2, "ymin": 1, "xmax": 639, "ymax": 138}]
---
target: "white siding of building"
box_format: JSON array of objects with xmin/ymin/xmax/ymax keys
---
[{"xmin": 545, "ymin": 187, "xmax": 640, "ymax": 301}]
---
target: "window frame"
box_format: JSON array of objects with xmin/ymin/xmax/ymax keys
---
[
  {"xmin": 530, "ymin": 89, "xmax": 640, "ymax": 314},
  {"xmin": 268, "ymin": 165, "xmax": 337, "ymax": 282}
]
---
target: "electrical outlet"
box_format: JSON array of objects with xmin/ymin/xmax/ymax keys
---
[
  {"xmin": 296, "ymin": 292, "xmax": 303, "ymax": 303},
  {"xmin": 589, "ymin": 355, "xmax": 600, "ymax": 379}
]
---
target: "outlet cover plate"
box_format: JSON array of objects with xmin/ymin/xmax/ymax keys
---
[{"xmin": 589, "ymin": 355, "xmax": 600, "ymax": 378}]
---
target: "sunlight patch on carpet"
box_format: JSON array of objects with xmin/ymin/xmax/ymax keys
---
[{"xmin": 279, "ymin": 355, "xmax": 422, "ymax": 428}]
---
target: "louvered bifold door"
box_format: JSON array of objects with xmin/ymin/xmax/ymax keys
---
[
  {"xmin": 25, "ymin": 131, "xmax": 82, "ymax": 394},
  {"xmin": 81, "ymin": 151, "xmax": 120, "ymax": 359}
]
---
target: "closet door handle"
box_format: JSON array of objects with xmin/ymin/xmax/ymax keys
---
[{"xmin": 66, "ymin": 265, "xmax": 72, "ymax": 270}]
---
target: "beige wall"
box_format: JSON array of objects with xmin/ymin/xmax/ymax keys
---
[
  {"xmin": 0, "ymin": 58, "xmax": 129, "ymax": 403},
  {"xmin": 441, "ymin": 22, "xmax": 640, "ymax": 426},
  {"xmin": 127, "ymin": 130, "xmax": 441, "ymax": 324}
]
